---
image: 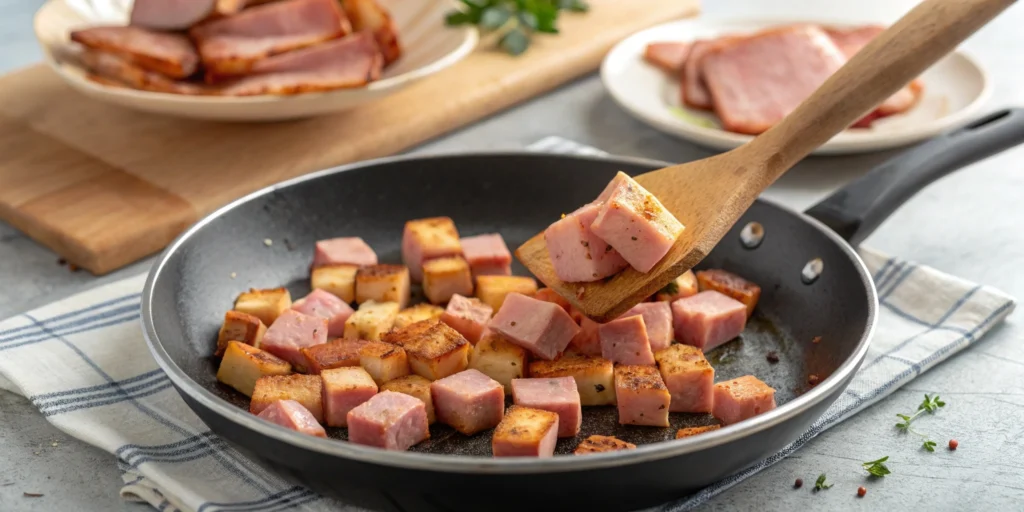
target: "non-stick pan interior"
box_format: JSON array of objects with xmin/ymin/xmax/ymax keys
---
[{"xmin": 149, "ymin": 153, "xmax": 871, "ymax": 456}]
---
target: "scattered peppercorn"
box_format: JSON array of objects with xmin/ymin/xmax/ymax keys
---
[
  {"xmin": 57, "ymin": 257, "xmax": 67, "ymax": 266},
  {"xmin": 949, "ymin": 439, "xmax": 958, "ymax": 450},
  {"xmin": 766, "ymin": 351, "xmax": 780, "ymax": 363},
  {"xmin": 794, "ymin": 478, "xmax": 803, "ymax": 489},
  {"xmin": 857, "ymin": 486, "xmax": 867, "ymax": 497},
  {"xmin": 808, "ymin": 374, "xmax": 821, "ymax": 386}
]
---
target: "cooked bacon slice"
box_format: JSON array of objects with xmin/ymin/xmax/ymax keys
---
[
  {"xmin": 130, "ymin": 0, "xmax": 217, "ymax": 31},
  {"xmin": 643, "ymin": 42, "xmax": 690, "ymax": 73},
  {"xmin": 191, "ymin": 0, "xmax": 351, "ymax": 77},
  {"xmin": 701, "ymin": 25, "xmax": 848, "ymax": 135},
  {"xmin": 71, "ymin": 26, "xmax": 199, "ymax": 79},
  {"xmin": 218, "ymin": 31, "xmax": 383, "ymax": 96},
  {"xmin": 825, "ymin": 25, "xmax": 923, "ymax": 122},
  {"xmin": 341, "ymin": 0, "xmax": 401, "ymax": 65},
  {"xmin": 79, "ymin": 49, "xmax": 210, "ymax": 95}
]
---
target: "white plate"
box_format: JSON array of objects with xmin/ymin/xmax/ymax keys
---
[
  {"xmin": 33, "ymin": 0, "xmax": 478, "ymax": 121},
  {"xmin": 601, "ymin": 17, "xmax": 991, "ymax": 154}
]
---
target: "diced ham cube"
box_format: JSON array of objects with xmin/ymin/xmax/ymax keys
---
[
  {"xmin": 511, "ymin": 377, "xmax": 582, "ymax": 438},
  {"xmin": 676, "ymin": 425, "xmax": 721, "ymax": 438},
  {"xmin": 441, "ymin": 294, "xmax": 493, "ymax": 343},
  {"xmin": 260, "ymin": 310, "xmax": 328, "ymax": 371},
  {"xmin": 696, "ymin": 269, "xmax": 762, "ymax": 317},
  {"xmin": 492, "ymin": 406, "xmax": 559, "ymax": 457},
  {"xmin": 568, "ymin": 313, "xmax": 602, "ymax": 357},
  {"xmin": 301, "ymin": 339, "xmax": 368, "ymax": 373},
  {"xmin": 321, "ymin": 366, "xmax": 377, "ymax": 427},
  {"xmin": 544, "ymin": 202, "xmax": 629, "ymax": 283},
  {"xmin": 402, "ymin": 217, "xmax": 462, "ymax": 282},
  {"xmin": 655, "ymin": 344, "xmax": 714, "ymax": 413},
  {"xmin": 430, "ymin": 369, "xmax": 505, "ymax": 435},
  {"xmin": 599, "ymin": 315, "xmax": 655, "ymax": 365},
  {"xmin": 489, "ymin": 293, "xmax": 580, "ymax": 360},
  {"xmin": 671, "ymin": 291, "xmax": 747, "ymax": 352},
  {"xmin": 614, "ymin": 365, "xmax": 670, "ymax": 427},
  {"xmin": 574, "ymin": 435, "xmax": 636, "ymax": 455},
  {"xmin": 291, "ymin": 289, "xmax": 354, "ymax": 338},
  {"xmin": 460, "ymin": 233, "xmax": 512, "ymax": 276},
  {"xmin": 380, "ymin": 374, "xmax": 435, "ymax": 424},
  {"xmin": 313, "ymin": 237, "xmax": 377, "ymax": 267},
  {"xmin": 528, "ymin": 354, "xmax": 615, "ymax": 406},
  {"xmin": 347, "ymin": 391, "xmax": 430, "ymax": 451},
  {"xmin": 257, "ymin": 399, "xmax": 326, "ymax": 437},
  {"xmin": 654, "ymin": 270, "xmax": 700, "ymax": 302},
  {"xmin": 712, "ymin": 375, "xmax": 776, "ymax": 425},
  {"xmin": 620, "ymin": 302, "xmax": 673, "ymax": 352},
  {"xmin": 591, "ymin": 172, "xmax": 685, "ymax": 273},
  {"xmin": 534, "ymin": 288, "xmax": 571, "ymax": 312}
]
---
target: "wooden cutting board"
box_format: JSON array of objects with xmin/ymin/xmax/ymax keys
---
[{"xmin": 0, "ymin": 0, "xmax": 699, "ymax": 275}]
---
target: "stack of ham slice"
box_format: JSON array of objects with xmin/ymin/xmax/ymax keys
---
[
  {"xmin": 643, "ymin": 24, "xmax": 924, "ymax": 134},
  {"xmin": 68, "ymin": 0, "xmax": 400, "ymax": 96}
]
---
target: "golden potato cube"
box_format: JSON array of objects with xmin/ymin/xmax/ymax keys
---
[
  {"xmin": 311, "ymin": 264, "xmax": 358, "ymax": 304},
  {"xmin": 492, "ymin": 406, "xmax": 559, "ymax": 457},
  {"xmin": 383, "ymin": 320, "xmax": 470, "ymax": 380},
  {"xmin": 234, "ymin": 287, "xmax": 292, "ymax": 327},
  {"xmin": 403, "ymin": 217, "xmax": 462, "ymax": 282},
  {"xmin": 356, "ymin": 264, "xmax": 411, "ymax": 308},
  {"xmin": 394, "ymin": 303, "xmax": 445, "ymax": 329},
  {"xmin": 250, "ymin": 374, "xmax": 323, "ymax": 422},
  {"xmin": 215, "ymin": 311, "xmax": 267, "ymax": 357},
  {"xmin": 529, "ymin": 354, "xmax": 615, "ymax": 406},
  {"xmin": 468, "ymin": 333, "xmax": 527, "ymax": 395},
  {"xmin": 475, "ymin": 275, "xmax": 538, "ymax": 311},
  {"xmin": 380, "ymin": 374, "xmax": 436, "ymax": 423},
  {"xmin": 216, "ymin": 341, "xmax": 292, "ymax": 396},
  {"xmin": 358, "ymin": 340, "xmax": 410, "ymax": 385},
  {"xmin": 676, "ymin": 425, "xmax": 722, "ymax": 439},
  {"xmin": 422, "ymin": 256, "xmax": 473, "ymax": 304},
  {"xmin": 343, "ymin": 300, "xmax": 400, "ymax": 341},
  {"xmin": 573, "ymin": 435, "xmax": 636, "ymax": 455}
]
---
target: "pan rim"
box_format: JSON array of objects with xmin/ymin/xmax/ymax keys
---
[{"xmin": 142, "ymin": 151, "xmax": 878, "ymax": 474}]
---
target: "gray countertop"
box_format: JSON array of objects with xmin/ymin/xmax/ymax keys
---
[{"xmin": 2, "ymin": 0, "xmax": 1024, "ymax": 511}]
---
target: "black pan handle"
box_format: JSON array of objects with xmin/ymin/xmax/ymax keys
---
[{"xmin": 804, "ymin": 108, "xmax": 1024, "ymax": 246}]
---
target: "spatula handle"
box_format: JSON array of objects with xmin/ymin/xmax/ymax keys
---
[{"xmin": 748, "ymin": 0, "xmax": 1015, "ymax": 183}]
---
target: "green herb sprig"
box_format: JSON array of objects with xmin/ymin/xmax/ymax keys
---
[
  {"xmin": 445, "ymin": 0, "xmax": 590, "ymax": 56},
  {"xmin": 862, "ymin": 456, "xmax": 891, "ymax": 477},
  {"xmin": 814, "ymin": 473, "xmax": 832, "ymax": 491},
  {"xmin": 895, "ymin": 394, "xmax": 946, "ymax": 449}
]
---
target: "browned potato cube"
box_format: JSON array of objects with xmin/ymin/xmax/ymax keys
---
[
  {"xmin": 215, "ymin": 311, "xmax": 267, "ymax": 357},
  {"xmin": 475, "ymin": 275, "xmax": 538, "ymax": 311},
  {"xmin": 250, "ymin": 374, "xmax": 323, "ymax": 422},
  {"xmin": 380, "ymin": 374, "xmax": 436, "ymax": 423},
  {"xmin": 468, "ymin": 333, "xmax": 527, "ymax": 395},
  {"xmin": 383, "ymin": 320, "xmax": 470, "ymax": 380},
  {"xmin": 356, "ymin": 264, "xmax": 411, "ymax": 307},
  {"xmin": 311, "ymin": 264, "xmax": 359, "ymax": 303},
  {"xmin": 394, "ymin": 303, "xmax": 445, "ymax": 329},
  {"xmin": 492, "ymin": 406, "xmax": 559, "ymax": 457},
  {"xmin": 573, "ymin": 435, "xmax": 637, "ymax": 455},
  {"xmin": 234, "ymin": 288, "xmax": 292, "ymax": 327},
  {"xmin": 301, "ymin": 339, "xmax": 368, "ymax": 373},
  {"xmin": 529, "ymin": 354, "xmax": 615, "ymax": 406},
  {"xmin": 343, "ymin": 300, "xmax": 400, "ymax": 341},
  {"xmin": 216, "ymin": 341, "xmax": 292, "ymax": 396},
  {"xmin": 676, "ymin": 425, "xmax": 722, "ymax": 439},
  {"xmin": 422, "ymin": 256, "xmax": 473, "ymax": 304},
  {"xmin": 402, "ymin": 216, "xmax": 462, "ymax": 282},
  {"xmin": 358, "ymin": 340, "xmax": 410, "ymax": 385}
]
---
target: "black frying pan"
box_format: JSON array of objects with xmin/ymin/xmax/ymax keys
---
[{"xmin": 142, "ymin": 108, "xmax": 1024, "ymax": 512}]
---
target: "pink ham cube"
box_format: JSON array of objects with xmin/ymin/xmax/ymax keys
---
[
  {"xmin": 441, "ymin": 294, "xmax": 493, "ymax": 343},
  {"xmin": 614, "ymin": 365, "xmax": 670, "ymax": 427},
  {"xmin": 313, "ymin": 237, "xmax": 377, "ymax": 267},
  {"xmin": 671, "ymin": 291, "xmax": 747, "ymax": 352},
  {"xmin": 321, "ymin": 367, "xmax": 377, "ymax": 427},
  {"xmin": 568, "ymin": 314, "xmax": 602, "ymax": 357},
  {"xmin": 347, "ymin": 391, "xmax": 430, "ymax": 451},
  {"xmin": 591, "ymin": 172, "xmax": 685, "ymax": 273},
  {"xmin": 260, "ymin": 310, "xmax": 328, "ymax": 371},
  {"xmin": 430, "ymin": 369, "xmax": 505, "ymax": 435},
  {"xmin": 460, "ymin": 233, "xmax": 512, "ymax": 276},
  {"xmin": 654, "ymin": 344, "xmax": 714, "ymax": 413},
  {"xmin": 621, "ymin": 302, "xmax": 673, "ymax": 352},
  {"xmin": 511, "ymin": 377, "xmax": 582, "ymax": 437},
  {"xmin": 489, "ymin": 293, "xmax": 580, "ymax": 360},
  {"xmin": 256, "ymin": 399, "xmax": 326, "ymax": 437},
  {"xmin": 544, "ymin": 203, "xmax": 629, "ymax": 283},
  {"xmin": 712, "ymin": 375, "xmax": 776, "ymax": 425},
  {"xmin": 599, "ymin": 315, "xmax": 655, "ymax": 365},
  {"xmin": 291, "ymin": 289, "xmax": 354, "ymax": 338}
]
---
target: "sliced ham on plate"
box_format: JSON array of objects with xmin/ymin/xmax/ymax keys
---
[
  {"xmin": 79, "ymin": 49, "xmax": 211, "ymax": 95},
  {"xmin": 130, "ymin": 0, "xmax": 217, "ymax": 31},
  {"xmin": 71, "ymin": 26, "xmax": 199, "ymax": 79},
  {"xmin": 191, "ymin": 0, "xmax": 352, "ymax": 77},
  {"xmin": 342, "ymin": 0, "xmax": 402, "ymax": 65},
  {"xmin": 218, "ymin": 31, "xmax": 383, "ymax": 96},
  {"xmin": 643, "ymin": 42, "xmax": 690, "ymax": 73},
  {"xmin": 681, "ymin": 39, "xmax": 715, "ymax": 110}
]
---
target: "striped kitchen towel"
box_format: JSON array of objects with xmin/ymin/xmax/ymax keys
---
[{"xmin": 0, "ymin": 137, "xmax": 1015, "ymax": 512}]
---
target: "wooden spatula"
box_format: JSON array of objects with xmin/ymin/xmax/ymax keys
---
[{"xmin": 516, "ymin": 0, "xmax": 1015, "ymax": 322}]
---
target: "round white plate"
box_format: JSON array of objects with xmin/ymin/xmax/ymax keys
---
[
  {"xmin": 601, "ymin": 17, "xmax": 991, "ymax": 155},
  {"xmin": 33, "ymin": 0, "xmax": 478, "ymax": 121}
]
